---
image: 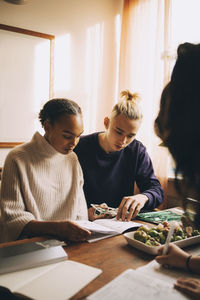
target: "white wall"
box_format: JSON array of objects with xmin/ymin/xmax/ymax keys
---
[{"xmin": 0, "ymin": 0, "xmax": 124, "ymax": 166}]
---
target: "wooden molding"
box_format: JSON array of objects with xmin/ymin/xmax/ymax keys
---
[
  {"xmin": 0, "ymin": 24, "xmax": 55, "ymax": 40},
  {"xmin": 0, "ymin": 142, "xmax": 23, "ymax": 148}
]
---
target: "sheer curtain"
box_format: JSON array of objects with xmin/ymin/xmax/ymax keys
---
[{"xmin": 119, "ymin": 0, "xmax": 172, "ymax": 207}]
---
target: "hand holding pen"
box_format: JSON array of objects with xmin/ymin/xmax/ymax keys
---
[
  {"xmin": 162, "ymin": 222, "xmax": 175, "ymax": 255},
  {"xmin": 155, "ymin": 222, "xmax": 189, "ymax": 269}
]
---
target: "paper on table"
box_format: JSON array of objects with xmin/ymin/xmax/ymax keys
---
[
  {"xmin": 75, "ymin": 219, "xmax": 142, "ymax": 242},
  {"xmin": 0, "ymin": 260, "xmax": 102, "ymax": 300},
  {"xmin": 137, "ymin": 259, "xmax": 200, "ymax": 284},
  {"xmin": 87, "ymin": 268, "xmax": 188, "ymax": 300},
  {"xmin": 0, "ymin": 245, "xmax": 68, "ymax": 274},
  {"xmin": 94, "ymin": 218, "xmax": 142, "ymax": 234}
]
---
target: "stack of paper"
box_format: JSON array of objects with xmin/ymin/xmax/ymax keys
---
[{"xmin": 0, "ymin": 239, "xmax": 68, "ymax": 274}]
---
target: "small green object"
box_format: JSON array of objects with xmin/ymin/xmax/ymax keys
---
[
  {"xmin": 137, "ymin": 210, "xmax": 182, "ymax": 224},
  {"xmin": 174, "ymin": 235, "xmax": 183, "ymax": 241},
  {"xmin": 148, "ymin": 229, "xmax": 159, "ymax": 238},
  {"xmin": 192, "ymin": 230, "xmax": 200, "ymax": 236},
  {"xmin": 134, "ymin": 230, "xmax": 148, "ymax": 243}
]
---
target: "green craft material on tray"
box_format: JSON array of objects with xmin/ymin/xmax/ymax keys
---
[{"xmin": 136, "ymin": 210, "xmax": 182, "ymax": 224}]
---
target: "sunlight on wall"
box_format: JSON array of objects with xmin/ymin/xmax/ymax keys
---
[
  {"xmin": 33, "ymin": 40, "xmax": 50, "ymax": 135},
  {"xmin": 114, "ymin": 14, "xmax": 122, "ymax": 104},
  {"xmin": 54, "ymin": 34, "xmax": 71, "ymax": 95},
  {"xmin": 171, "ymin": 0, "xmax": 200, "ymax": 47},
  {"xmin": 84, "ymin": 23, "xmax": 104, "ymax": 134},
  {"xmin": 165, "ymin": 0, "xmax": 200, "ymax": 81}
]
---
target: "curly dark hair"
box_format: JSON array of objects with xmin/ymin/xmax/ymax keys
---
[{"xmin": 39, "ymin": 98, "xmax": 82, "ymax": 126}]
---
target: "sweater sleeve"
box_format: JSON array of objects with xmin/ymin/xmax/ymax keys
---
[
  {"xmin": 75, "ymin": 160, "xmax": 88, "ymax": 220},
  {"xmin": 0, "ymin": 152, "xmax": 35, "ymax": 242},
  {"xmin": 135, "ymin": 147, "xmax": 164, "ymax": 210}
]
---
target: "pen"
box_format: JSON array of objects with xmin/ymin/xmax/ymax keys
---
[{"xmin": 162, "ymin": 222, "xmax": 175, "ymax": 255}]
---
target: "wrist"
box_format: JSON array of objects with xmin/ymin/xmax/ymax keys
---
[
  {"xmin": 139, "ymin": 194, "xmax": 149, "ymax": 204},
  {"xmin": 186, "ymin": 255, "xmax": 193, "ymax": 273}
]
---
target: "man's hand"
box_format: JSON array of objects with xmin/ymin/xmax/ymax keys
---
[
  {"xmin": 88, "ymin": 206, "xmax": 113, "ymax": 221},
  {"xmin": 116, "ymin": 194, "xmax": 148, "ymax": 221}
]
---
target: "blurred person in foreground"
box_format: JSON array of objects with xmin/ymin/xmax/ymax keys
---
[{"xmin": 155, "ymin": 42, "xmax": 200, "ymax": 299}]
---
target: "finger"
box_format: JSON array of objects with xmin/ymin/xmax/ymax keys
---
[
  {"xmin": 174, "ymin": 282, "xmax": 199, "ymax": 299},
  {"xmin": 155, "ymin": 255, "xmax": 168, "ymax": 265},
  {"xmin": 125, "ymin": 200, "xmax": 139, "ymax": 221},
  {"xmin": 157, "ymin": 246, "xmax": 164, "ymax": 256},
  {"xmin": 130, "ymin": 203, "xmax": 141, "ymax": 220},
  {"xmin": 116, "ymin": 198, "xmax": 127, "ymax": 220},
  {"xmin": 71, "ymin": 229, "xmax": 91, "ymax": 241},
  {"xmin": 88, "ymin": 208, "xmax": 96, "ymax": 220},
  {"xmin": 121, "ymin": 201, "xmax": 132, "ymax": 221},
  {"xmin": 126, "ymin": 205, "xmax": 136, "ymax": 221},
  {"xmin": 176, "ymin": 278, "xmax": 200, "ymax": 288},
  {"xmin": 70, "ymin": 222, "xmax": 91, "ymax": 237}
]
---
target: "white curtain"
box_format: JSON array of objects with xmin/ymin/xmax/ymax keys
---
[{"xmin": 118, "ymin": 0, "xmax": 173, "ymax": 207}]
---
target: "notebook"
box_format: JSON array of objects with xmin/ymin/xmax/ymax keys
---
[
  {"xmin": 0, "ymin": 260, "xmax": 102, "ymax": 300},
  {"xmin": 0, "ymin": 239, "xmax": 67, "ymax": 274},
  {"xmin": 75, "ymin": 218, "xmax": 142, "ymax": 242}
]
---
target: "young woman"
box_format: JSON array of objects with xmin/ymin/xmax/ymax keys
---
[
  {"xmin": 74, "ymin": 91, "xmax": 164, "ymax": 221},
  {"xmin": 155, "ymin": 43, "xmax": 200, "ymax": 298},
  {"xmin": 0, "ymin": 98, "xmax": 91, "ymax": 242}
]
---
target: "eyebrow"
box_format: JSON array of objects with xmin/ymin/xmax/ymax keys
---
[
  {"xmin": 115, "ymin": 127, "xmax": 136, "ymax": 136},
  {"xmin": 63, "ymin": 130, "xmax": 84, "ymax": 136}
]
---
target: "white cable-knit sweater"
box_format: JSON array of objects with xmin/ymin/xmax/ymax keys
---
[{"xmin": 0, "ymin": 132, "xmax": 88, "ymax": 242}]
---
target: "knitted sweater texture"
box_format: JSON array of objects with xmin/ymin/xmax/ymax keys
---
[{"xmin": 0, "ymin": 132, "xmax": 88, "ymax": 242}]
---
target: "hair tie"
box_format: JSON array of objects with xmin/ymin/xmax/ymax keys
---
[{"xmin": 186, "ymin": 255, "xmax": 193, "ymax": 273}]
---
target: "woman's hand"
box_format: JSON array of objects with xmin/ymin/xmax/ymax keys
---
[
  {"xmin": 155, "ymin": 243, "xmax": 189, "ymax": 270},
  {"xmin": 174, "ymin": 277, "xmax": 200, "ymax": 300},
  {"xmin": 116, "ymin": 194, "xmax": 148, "ymax": 221},
  {"xmin": 54, "ymin": 220, "xmax": 91, "ymax": 241},
  {"xmin": 22, "ymin": 220, "xmax": 91, "ymax": 242}
]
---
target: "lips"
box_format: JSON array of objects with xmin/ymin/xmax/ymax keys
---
[
  {"xmin": 115, "ymin": 144, "xmax": 123, "ymax": 150},
  {"xmin": 64, "ymin": 148, "xmax": 73, "ymax": 152}
]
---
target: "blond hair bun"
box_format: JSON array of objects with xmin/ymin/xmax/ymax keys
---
[
  {"xmin": 120, "ymin": 90, "xmax": 141, "ymax": 103},
  {"xmin": 110, "ymin": 89, "xmax": 143, "ymax": 120}
]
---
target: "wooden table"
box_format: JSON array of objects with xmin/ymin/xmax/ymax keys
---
[
  {"xmin": 67, "ymin": 234, "xmax": 154, "ymax": 300},
  {"xmin": 0, "ymin": 229, "xmax": 155, "ymax": 300}
]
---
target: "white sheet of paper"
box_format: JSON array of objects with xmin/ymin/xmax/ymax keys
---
[
  {"xmin": 74, "ymin": 219, "xmax": 142, "ymax": 242},
  {"xmin": 137, "ymin": 259, "xmax": 200, "ymax": 284},
  {"xmin": 94, "ymin": 218, "xmax": 142, "ymax": 234},
  {"xmin": 87, "ymin": 268, "xmax": 189, "ymax": 300},
  {"xmin": 0, "ymin": 260, "xmax": 102, "ymax": 300},
  {"xmin": 74, "ymin": 220, "xmax": 118, "ymax": 234}
]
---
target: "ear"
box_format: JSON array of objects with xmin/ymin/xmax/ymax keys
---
[
  {"xmin": 104, "ymin": 117, "xmax": 110, "ymax": 129},
  {"xmin": 43, "ymin": 120, "xmax": 51, "ymax": 134}
]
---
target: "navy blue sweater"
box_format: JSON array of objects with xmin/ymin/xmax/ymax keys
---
[{"xmin": 74, "ymin": 133, "xmax": 164, "ymax": 210}]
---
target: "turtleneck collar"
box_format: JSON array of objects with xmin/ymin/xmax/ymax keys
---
[{"xmin": 31, "ymin": 132, "xmax": 65, "ymax": 158}]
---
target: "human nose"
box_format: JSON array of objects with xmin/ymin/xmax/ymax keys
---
[
  {"xmin": 119, "ymin": 135, "xmax": 127, "ymax": 145},
  {"xmin": 69, "ymin": 136, "xmax": 79, "ymax": 147}
]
